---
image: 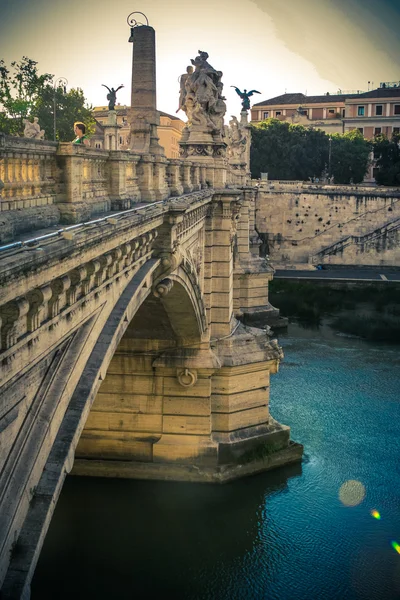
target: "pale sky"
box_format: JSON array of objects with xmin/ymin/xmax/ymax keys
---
[{"xmin": 0, "ymin": 0, "xmax": 399, "ymax": 121}]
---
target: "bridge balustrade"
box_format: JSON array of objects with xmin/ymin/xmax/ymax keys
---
[{"xmin": 0, "ymin": 134, "xmax": 216, "ymax": 244}]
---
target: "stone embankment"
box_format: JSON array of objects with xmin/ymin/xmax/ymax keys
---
[{"xmin": 255, "ymin": 181, "xmax": 400, "ymax": 267}]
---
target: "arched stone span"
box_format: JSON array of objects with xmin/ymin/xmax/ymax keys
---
[
  {"xmin": 0, "ymin": 256, "xmax": 211, "ymax": 598},
  {"xmin": 75, "ymin": 268, "xmax": 217, "ymax": 468}
]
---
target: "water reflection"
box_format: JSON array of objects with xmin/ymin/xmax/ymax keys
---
[
  {"xmin": 32, "ymin": 464, "xmax": 302, "ymax": 600},
  {"xmin": 32, "ymin": 321, "xmax": 400, "ymax": 600}
]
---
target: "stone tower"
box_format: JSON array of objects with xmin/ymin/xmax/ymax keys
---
[{"xmin": 128, "ymin": 24, "xmax": 164, "ymax": 155}]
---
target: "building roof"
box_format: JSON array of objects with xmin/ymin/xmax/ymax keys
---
[
  {"xmin": 159, "ymin": 111, "xmax": 184, "ymax": 122},
  {"xmin": 347, "ymin": 87, "xmax": 400, "ymax": 100},
  {"xmin": 253, "ymin": 92, "xmax": 362, "ymax": 107}
]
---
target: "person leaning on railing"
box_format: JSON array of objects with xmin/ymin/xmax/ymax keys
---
[{"xmin": 72, "ymin": 122, "xmax": 89, "ymax": 146}]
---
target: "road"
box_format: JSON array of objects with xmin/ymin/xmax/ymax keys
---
[{"xmin": 273, "ymin": 269, "xmax": 400, "ymax": 282}]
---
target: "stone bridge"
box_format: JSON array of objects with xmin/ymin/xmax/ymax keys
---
[
  {"xmin": 0, "ymin": 23, "xmax": 302, "ymax": 598},
  {"xmin": 0, "ymin": 135, "xmax": 301, "ymax": 598}
]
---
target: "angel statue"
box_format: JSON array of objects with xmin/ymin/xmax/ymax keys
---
[
  {"xmin": 101, "ymin": 84, "xmax": 124, "ymax": 111},
  {"xmin": 231, "ymin": 87, "xmax": 261, "ymax": 111}
]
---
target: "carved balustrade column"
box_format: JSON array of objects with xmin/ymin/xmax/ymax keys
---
[
  {"xmin": 192, "ymin": 165, "xmax": 201, "ymax": 191},
  {"xmin": 200, "ymin": 166, "xmax": 207, "ymax": 188},
  {"xmin": 182, "ymin": 161, "xmax": 193, "ymax": 194},
  {"xmin": 167, "ymin": 160, "xmax": 184, "ymax": 197}
]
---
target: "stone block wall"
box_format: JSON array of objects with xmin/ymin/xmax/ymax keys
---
[{"xmin": 255, "ymin": 181, "xmax": 400, "ymax": 266}]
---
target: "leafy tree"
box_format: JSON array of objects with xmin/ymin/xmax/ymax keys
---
[
  {"xmin": 0, "ymin": 57, "xmax": 53, "ymax": 136},
  {"xmin": 373, "ymin": 134, "xmax": 400, "ymax": 186},
  {"xmin": 250, "ymin": 118, "xmax": 371, "ymax": 184},
  {"xmin": 330, "ymin": 130, "xmax": 371, "ymax": 184},
  {"xmin": 35, "ymin": 86, "xmax": 95, "ymax": 141},
  {"xmin": 0, "ymin": 56, "xmax": 95, "ymax": 141},
  {"xmin": 250, "ymin": 118, "xmax": 329, "ymax": 181}
]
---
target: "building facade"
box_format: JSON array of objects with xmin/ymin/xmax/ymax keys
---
[
  {"xmin": 90, "ymin": 105, "xmax": 185, "ymax": 157},
  {"xmin": 343, "ymin": 83, "xmax": 400, "ymax": 181},
  {"xmin": 251, "ymin": 92, "xmax": 363, "ymax": 134},
  {"xmin": 343, "ymin": 84, "xmax": 400, "ymax": 139}
]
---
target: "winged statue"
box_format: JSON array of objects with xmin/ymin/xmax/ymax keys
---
[
  {"xmin": 231, "ymin": 87, "xmax": 261, "ymax": 111},
  {"xmin": 101, "ymin": 84, "xmax": 124, "ymax": 111}
]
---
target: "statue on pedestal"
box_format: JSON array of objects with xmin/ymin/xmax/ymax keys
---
[
  {"xmin": 225, "ymin": 115, "xmax": 247, "ymax": 161},
  {"xmin": 231, "ymin": 87, "xmax": 261, "ymax": 111},
  {"xmin": 178, "ymin": 50, "xmax": 226, "ymax": 139},
  {"xmin": 101, "ymin": 84, "xmax": 124, "ymax": 111},
  {"xmin": 23, "ymin": 117, "xmax": 45, "ymax": 139}
]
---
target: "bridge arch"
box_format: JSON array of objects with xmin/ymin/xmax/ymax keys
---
[
  {"xmin": 0, "ymin": 256, "xmax": 211, "ymax": 597},
  {"xmin": 74, "ymin": 259, "xmax": 212, "ymax": 469}
]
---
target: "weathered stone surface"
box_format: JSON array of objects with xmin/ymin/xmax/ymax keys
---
[
  {"xmin": 0, "ymin": 89, "xmax": 301, "ymax": 600},
  {"xmin": 256, "ymin": 181, "xmax": 400, "ymax": 267}
]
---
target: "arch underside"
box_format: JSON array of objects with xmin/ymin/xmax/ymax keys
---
[
  {"xmin": 0, "ymin": 258, "xmax": 208, "ymax": 597},
  {"xmin": 75, "ymin": 264, "xmax": 211, "ymax": 466}
]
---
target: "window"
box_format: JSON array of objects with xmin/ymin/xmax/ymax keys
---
[
  {"xmin": 374, "ymin": 127, "xmax": 382, "ymax": 136},
  {"xmin": 394, "ymin": 105, "xmax": 400, "ymax": 115},
  {"xmin": 263, "ymin": 111, "xmax": 269, "ymax": 119},
  {"xmin": 342, "ymin": 109, "xmax": 345, "ymax": 117},
  {"xmin": 328, "ymin": 109, "xmax": 335, "ymax": 114},
  {"xmin": 357, "ymin": 127, "xmax": 364, "ymax": 134},
  {"xmin": 375, "ymin": 105, "xmax": 383, "ymax": 116},
  {"xmin": 120, "ymin": 136, "xmax": 123, "ymax": 144},
  {"xmin": 393, "ymin": 127, "xmax": 400, "ymax": 135},
  {"xmin": 357, "ymin": 106, "xmax": 365, "ymax": 116},
  {"xmin": 275, "ymin": 111, "xmax": 281, "ymax": 116}
]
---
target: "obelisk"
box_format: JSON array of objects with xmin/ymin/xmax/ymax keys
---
[{"xmin": 128, "ymin": 24, "xmax": 163, "ymax": 155}]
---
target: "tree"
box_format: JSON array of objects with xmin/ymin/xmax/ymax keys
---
[
  {"xmin": 0, "ymin": 57, "xmax": 53, "ymax": 136},
  {"xmin": 250, "ymin": 118, "xmax": 329, "ymax": 181},
  {"xmin": 0, "ymin": 56, "xmax": 95, "ymax": 141},
  {"xmin": 35, "ymin": 86, "xmax": 95, "ymax": 142},
  {"xmin": 373, "ymin": 134, "xmax": 400, "ymax": 186},
  {"xmin": 251, "ymin": 119, "xmax": 371, "ymax": 183},
  {"xmin": 330, "ymin": 130, "xmax": 371, "ymax": 184}
]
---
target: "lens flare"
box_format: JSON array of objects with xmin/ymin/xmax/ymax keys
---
[
  {"xmin": 339, "ymin": 480, "xmax": 366, "ymax": 507},
  {"xmin": 371, "ymin": 509, "xmax": 381, "ymax": 520},
  {"xmin": 392, "ymin": 541, "xmax": 400, "ymax": 555}
]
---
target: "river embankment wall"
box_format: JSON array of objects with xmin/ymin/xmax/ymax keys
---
[{"xmin": 255, "ymin": 182, "xmax": 400, "ymax": 267}]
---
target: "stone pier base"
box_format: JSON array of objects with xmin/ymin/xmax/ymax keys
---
[{"xmin": 72, "ymin": 440, "xmax": 303, "ymax": 483}]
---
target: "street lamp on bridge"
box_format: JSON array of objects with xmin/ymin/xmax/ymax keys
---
[{"xmin": 53, "ymin": 77, "xmax": 68, "ymax": 142}]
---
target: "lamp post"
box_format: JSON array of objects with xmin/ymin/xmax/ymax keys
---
[
  {"xmin": 328, "ymin": 134, "xmax": 332, "ymax": 181},
  {"xmin": 53, "ymin": 77, "xmax": 68, "ymax": 142}
]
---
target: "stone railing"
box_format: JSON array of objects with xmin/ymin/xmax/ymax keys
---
[
  {"xmin": 0, "ymin": 134, "xmax": 225, "ymax": 244},
  {"xmin": 256, "ymin": 178, "xmax": 400, "ymax": 196}
]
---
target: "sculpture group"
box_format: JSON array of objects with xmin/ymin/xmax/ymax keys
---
[{"xmin": 178, "ymin": 50, "xmax": 227, "ymax": 138}]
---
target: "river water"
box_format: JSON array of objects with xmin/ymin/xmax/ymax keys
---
[{"xmin": 32, "ymin": 322, "xmax": 400, "ymax": 600}]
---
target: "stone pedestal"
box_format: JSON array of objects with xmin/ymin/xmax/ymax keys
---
[{"xmin": 103, "ymin": 110, "xmax": 121, "ymax": 151}]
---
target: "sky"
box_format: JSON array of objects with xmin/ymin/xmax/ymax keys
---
[{"xmin": 1, "ymin": 0, "xmax": 399, "ymax": 122}]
